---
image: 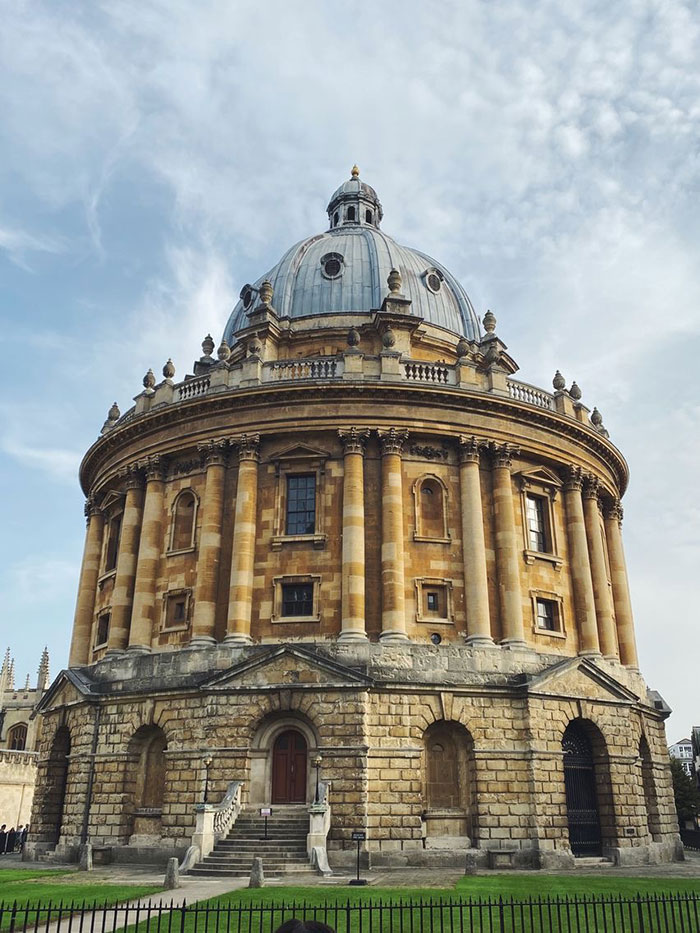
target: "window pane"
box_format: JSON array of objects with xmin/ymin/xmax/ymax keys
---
[
  {"xmin": 282, "ymin": 583, "xmax": 313, "ymax": 617},
  {"xmin": 536, "ymin": 599, "xmax": 556, "ymax": 631},
  {"xmin": 286, "ymin": 475, "xmax": 316, "ymax": 535},
  {"xmin": 526, "ymin": 495, "xmax": 548, "ymax": 552}
]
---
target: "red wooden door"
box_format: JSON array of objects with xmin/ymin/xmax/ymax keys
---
[{"xmin": 271, "ymin": 730, "xmax": 307, "ymax": 803}]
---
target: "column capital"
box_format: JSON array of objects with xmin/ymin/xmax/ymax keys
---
[
  {"xmin": 458, "ymin": 435, "xmax": 488, "ymax": 464},
  {"xmin": 84, "ymin": 495, "xmax": 103, "ymax": 523},
  {"xmin": 489, "ymin": 442, "xmax": 520, "ymax": 469},
  {"xmin": 338, "ymin": 427, "xmax": 370, "ymax": 455},
  {"xmin": 119, "ymin": 463, "xmax": 144, "ymax": 491},
  {"xmin": 603, "ymin": 496, "xmax": 624, "ymax": 522},
  {"xmin": 141, "ymin": 454, "xmax": 167, "ymax": 482},
  {"xmin": 197, "ymin": 437, "xmax": 230, "ymax": 467},
  {"xmin": 564, "ymin": 465, "xmax": 585, "ymax": 491},
  {"xmin": 234, "ymin": 433, "xmax": 261, "ymax": 462},
  {"xmin": 582, "ymin": 473, "xmax": 600, "ymax": 501},
  {"xmin": 377, "ymin": 427, "xmax": 409, "ymax": 456}
]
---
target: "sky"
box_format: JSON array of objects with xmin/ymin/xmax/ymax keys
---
[{"xmin": 0, "ymin": 0, "xmax": 698, "ymax": 741}]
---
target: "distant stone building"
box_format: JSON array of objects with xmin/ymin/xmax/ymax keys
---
[
  {"xmin": 0, "ymin": 648, "xmax": 49, "ymax": 827},
  {"xmin": 31, "ymin": 168, "xmax": 680, "ymax": 870},
  {"xmin": 668, "ymin": 738, "xmax": 694, "ymax": 778}
]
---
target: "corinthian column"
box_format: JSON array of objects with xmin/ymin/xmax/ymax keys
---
[
  {"xmin": 107, "ymin": 466, "xmax": 144, "ymax": 655},
  {"xmin": 491, "ymin": 443, "xmax": 525, "ymax": 647},
  {"xmin": 582, "ymin": 476, "xmax": 618, "ymax": 660},
  {"xmin": 458, "ymin": 437, "xmax": 492, "ymax": 644},
  {"xmin": 338, "ymin": 429, "xmax": 369, "ymax": 642},
  {"xmin": 191, "ymin": 439, "xmax": 229, "ymax": 647},
  {"xmin": 603, "ymin": 498, "xmax": 639, "ymax": 669},
  {"xmin": 378, "ymin": 428, "xmax": 409, "ymax": 642},
  {"xmin": 225, "ymin": 434, "xmax": 260, "ymax": 645},
  {"xmin": 564, "ymin": 467, "xmax": 600, "ymax": 656},
  {"xmin": 128, "ymin": 456, "xmax": 166, "ymax": 653},
  {"xmin": 68, "ymin": 498, "xmax": 105, "ymax": 666}
]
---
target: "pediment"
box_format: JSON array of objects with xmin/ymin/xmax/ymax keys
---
[
  {"xmin": 202, "ymin": 645, "xmax": 373, "ymax": 691},
  {"xmin": 517, "ymin": 466, "xmax": 562, "ymax": 493},
  {"xmin": 526, "ymin": 657, "xmax": 640, "ymax": 703},
  {"xmin": 33, "ymin": 669, "xmax": 93, "ymax": 716},
  {"xmin": 269, "ymin": 443, "xmax": 330, "ymax": 465}
]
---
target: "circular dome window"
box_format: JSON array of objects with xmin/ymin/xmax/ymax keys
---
[
  {"xmin": 240, "ymin": 284, "xmax": 255, "ymax": 309},
  {"xmin": 321, "ymin": 252, "xmax": 344, "ymax": 280},
  {"xmin": 424, "ymin": 268, "xmax": 444, "ymax": 294}
]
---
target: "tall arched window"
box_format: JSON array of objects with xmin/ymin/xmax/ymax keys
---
[
  {"xmin": 414, "ymin": 475, "xmax": 448, "ymax": 540},
  {"xmin": 8, "ymin": 723, "xmax": 28, "ymax": 750},
  {"xmin": 129, "ymin": 725, "xmax": 168, "ymax": 811},
  {"xmin": 170, "ymin": 490, "xmax": 197, "ymax": 552},
  {"xmin": 346, "ymin": 206, "xmax": 356, "ymax": 222}
]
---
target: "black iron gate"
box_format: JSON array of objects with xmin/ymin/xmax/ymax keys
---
[{"xmin": 563, "ymin": 723, "xmax": 602, "ymax": 857}]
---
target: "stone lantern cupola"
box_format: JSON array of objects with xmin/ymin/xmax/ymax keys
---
[{"xmin": 326, "ymin": 165, "xmax": 383, "ymax": 229}]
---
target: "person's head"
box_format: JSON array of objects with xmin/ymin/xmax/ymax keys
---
[{"xmin": 274, "ymin": 921, "xmax": 335, "ymax": 933}]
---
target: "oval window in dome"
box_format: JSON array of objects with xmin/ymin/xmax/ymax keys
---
[
  {"xmin": 425, "ymin": 269, "xmax": 443, "ymax": 293},
  {"xmin": 240, "ymin": 284, "xmax": 255, "ymax": 309},
  {"xmin": 320, "ymin": 252, "xmax": 344, "ymax": 280}
]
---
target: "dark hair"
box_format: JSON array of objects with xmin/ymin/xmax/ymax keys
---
[{"xmin": 274, "ymin": 922, "xmax": 335, "ymax": 933}]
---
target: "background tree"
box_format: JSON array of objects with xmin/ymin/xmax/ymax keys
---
[{"xmin": 669, "ymin": 757, "xmax": 700, "ymax": 827}]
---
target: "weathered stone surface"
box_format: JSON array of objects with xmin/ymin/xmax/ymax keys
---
[
  {"xmin": 248, "ymin": 856, "xmax": 264, "ymax": 888},
  {"xmin": 164, "ymin": 857, "xmax": 180, "ymax": 889}
]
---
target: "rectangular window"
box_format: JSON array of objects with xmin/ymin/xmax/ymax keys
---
[
  {"xmin": 426, "ymin": 592, "xmax": 439, "ymax": 612},
  {"xmin": 105, "ymin": 515, "xmax": 122, "ymax": 572},
  {"xmin": 282, "ymin": 583, "xmax": 314, "ymax": 617},
  {"xmin": 164, "ymin": 590, "xmax": 191, "ymax": 630},
  {"xmin": 285, "ymin": 474, "xmax": 316, "ymax": 535},
  {"xmin": 95, "ymin": 612, "xmax": 110, "ymax": 647},
  {"xmin": 526, "ymin": 495, "xmax": 548, "ymax": 552},
  {"xmin": 535, "ymin": 598, "xmax": 557, "ymax": 631}
]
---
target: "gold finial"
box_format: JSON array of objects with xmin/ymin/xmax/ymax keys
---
[{"xmin": 351, "ymin": 164, "xmax": 360, "ymax": 178}]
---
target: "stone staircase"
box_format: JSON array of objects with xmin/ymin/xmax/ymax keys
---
[{"xmin": 189, "ymin": 806, "xmax": 313, "ymax": 877}]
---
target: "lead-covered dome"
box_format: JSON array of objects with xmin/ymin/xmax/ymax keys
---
[{"xmin": 223, "ymin": 168, "xmax": 481, "ymax": 344}]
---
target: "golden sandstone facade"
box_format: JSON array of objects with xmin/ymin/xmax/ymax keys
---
[{"xmin": 31, "ymin": 169, "xmax": 680, "ymax": 870}]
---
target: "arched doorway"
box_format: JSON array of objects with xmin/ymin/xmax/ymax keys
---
[
  {"xmin": 43, "ymin": 726, "xmax": 71, "ymax": 846},
  {"xmin": 422, "ymin": 720, "xmax": 475, "ymax": 845},
  {"xmin": 271, "ymin": 729, "xmax": 307, "ymax": 803},
  {"xmin": 125, "ymin": 725, "xmax": 168, "ymax": 844},
  {"xmin": 563, "ymin": 722, "xmax": 602, "ymax": 856}
]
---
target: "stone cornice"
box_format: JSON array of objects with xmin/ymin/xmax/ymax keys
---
[{"xmin": 80, "ymin": 381, "xmax": 629, "ymax": 497}]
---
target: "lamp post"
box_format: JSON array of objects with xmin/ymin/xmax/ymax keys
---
[
  {"xmin": 202, "ymin": 755, "xmax": 213, "ymax": 804},
  {"xmin": 313, "ymin": 755, "xmax": 322, "ymax": 804}
]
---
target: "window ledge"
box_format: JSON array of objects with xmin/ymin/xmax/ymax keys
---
[
  {"xmin": 166, "ymin": 546, "xmax": 196, "ymax": 557},
  {"xmin": 416, "ymin": 617, "xmax": 454, "ymax": 625},
  {"xmin": 271, "ymin": 533, "xmax": 326, "ymax": 550},
  {"xmin": 97, "ymin": 569, "xmax": 117, "ymax": 587},
  {"xmin": 523, "ymin": 549, "xmax": 563, "ymax": 569},
  {"xmin": 533, "ymin": 626, "xmax": 567, "ymax": 639},
  {"xmin": 92, "ymin": 642, "xmax": 108, "ymax": 652},
  {"xmin": 414, "ymin": 534, "xmax": 451, "ymax": 544},
  {"xmin": 271, "ymin": 615, "xmax": 321, "ymax": 624}
]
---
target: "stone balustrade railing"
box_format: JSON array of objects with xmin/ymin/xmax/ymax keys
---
[
  {"xmin": 508, "ymin": 379, "xmax": 555, "ymax": 411},
  {"xmin": 265, "ymin": 357, "xmax": 340, "ymax": 381},
  {"xmin": 192, "ymin": 780, "xmax": 242, "ymax": 860}
]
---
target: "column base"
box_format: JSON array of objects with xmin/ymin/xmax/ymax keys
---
[
  {"xmin": 223, "ymin": 634, "xmax": 253, "ymax": 646},
  {"xmin": 188, "ymin": 635, "xmax": 217, "ymax": 649},
  {"xmin": 500, "ymin": 638, "xmax": 528, "ymax": 650},
  {"xmin": 104, "ymin": 648, "xmax": 127, "ymax": 659},
  {"xmin": 464, "ymin": 634, "xmax": 495, "ymax": 647},
  {"xmin": 379, "ymin": 631, "xmax": 409, "ymax": 643},
  {"xmin": 337, "ymin": 631, "xmax": 369, "ymax": 643},
  {"xmin": 126, "ymin": 644, "xmax": 151, "ymax": 655},
  {"xmin": 578, "ymin": 650, "xmax": 603, "ymax": 658}
]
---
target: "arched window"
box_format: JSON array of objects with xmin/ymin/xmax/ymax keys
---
[
  {"xmin": 333, "ymin": 211, "xmax": 339, "ymax": 227},
  {"xmin": 365, "ymin": 209, "xmax": 372, "ymax": 224},
  {"xmin": 104, "ymin": 512, "xmax": 122, "ymax": 572},
  {"xmin": 129, "ymin": 725, "xmax": 168, "ymax": 811},
  {"xmin": 346, "ymin": 206, "xmax": 356, "ymax": 222},
  {"xmin": 414, "ymin": 476, "xmax": 448, "ymax": 540},
  {"xmin": 170, "ymin": 490, "xmax": 197, "ymax": 552},
  {"xmin": 8, "ymin": 723, "xmax": 28, "ymax": 750}
]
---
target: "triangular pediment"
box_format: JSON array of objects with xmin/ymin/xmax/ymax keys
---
[
  {"xmin": 202, "ymin": 645, "xmax": 373, "ymax": 691},
  {"xmin": 33, "ymin": 669, "xmax": 94, "ymax": 716},
  {"xmin": 517, "ymin": 466, "xmax": 562, "ymax": 491},
  {"xmin": 269, "ymin": 443, "xmax": 330, "ymax": 464},
  {"xmin": 525, "ymin": 656, "xmax": 640, "ymax": 703}
]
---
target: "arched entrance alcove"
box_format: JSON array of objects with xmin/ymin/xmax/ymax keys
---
[
  {"xmin": 43, "ymin": 725, "xmax": 71, "ymax": 846},
  {"xmin": 249, "ymin": 713, "xmax": 319, "ymax": 806},
  {"xmin": 421, "ymin": 720, "xmax": 475, "ymax": 847},
  {"xmin": 124, "ymin": 724, "xmax": 168, "ymax": 843},
  {"xmin": 639, "ymin": 733, "xmax": 661, "ymax": 841},
  {"xmin": 562, "ymin": 719, "xmax": 615, "ymax": 857}
]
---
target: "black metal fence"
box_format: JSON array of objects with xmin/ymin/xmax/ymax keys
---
[{"xmin": 2, "ymin": 896, "xmax": 700, "ymax": 933}]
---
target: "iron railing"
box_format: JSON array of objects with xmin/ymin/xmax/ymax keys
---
[{"xmin": 2, "ymin": 895, "xmax": 700, "ymax": 933}]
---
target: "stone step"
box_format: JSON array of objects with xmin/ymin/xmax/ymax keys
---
[
  {"xmin": 574, "ymin": 856, "xmax": 614, "ymax": 867},
  {"xmin": 215, "ymin": 845, "xmax": 308, "ymax": 854},
  {"xmin": 189, "ymin": 867, "xmax": 314, "ymax": 877}
]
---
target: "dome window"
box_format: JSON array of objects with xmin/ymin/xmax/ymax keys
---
[
  {"xmin": 365, "ymin": 209, "xmax": 373, "ymax": 224},
  {"xmin": 333, "ymin": 211, "xmax": 339, "ymax": 227},
  {"xmin": 346, "ymin": 206, "xmax": 356, "ymax": 222},
  {"xmin": 320, "ymin": 252, "xmax": 344, "ymax": 280},
  {"xmin": 240, "ymin": 284, "xmax": 256, "ymax": 310},
  {"xmin": 424, "ymin": 268, "xmax": 444, "ymax": 294}
]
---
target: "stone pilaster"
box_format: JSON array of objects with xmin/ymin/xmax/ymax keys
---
[
  {"xmin": 377, "ymin": 428, "xmax": 409, "ymax": 642},
  {"xmin": 191, "ymin": 439, "xmax": 229, "ymax": 647},
  {"xmin": 68, "ymin": 498, "xmax": 104, "ymax": 666},
  {"xmin": 128, "ymin": 456, "xmax": 167, "ymax": 653},
  {"xmin": 603, "ymin": 498, "xmax": 639, "ymax": 669},
  {"xmin": 582, "ymin": 476, "xmax": 618, "ymax": 660},
  {"xmin": 564, "ymin": 467, "xmax": 600, "ymax": 656},
  {"xmin": 491, "ymin": 444, "xmax": 525, "ymax": 647},
  {"xmin": 338, "ymin": 428, "xmax": 370, "ymax": 642},
  {"xmin": 458, "ymin": 437, "xmax": 492, "ymax": 645},
  {"xmin": 225, "ymin": 434, "xmax": 260, "ymax": 645},
  {"xmin": 107, "ymin": 467, "xmax": 144, "ymax": 655}
]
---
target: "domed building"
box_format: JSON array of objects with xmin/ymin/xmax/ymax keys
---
[{"xmin": 30, "ymin": 168, "xmax": 680, "ymax": 871}]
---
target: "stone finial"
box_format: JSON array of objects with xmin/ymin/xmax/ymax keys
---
[
  {"xmin": 101, "ymin": 402, "xmax": 120, "ymax": 434},
  {"xmin": 258, "ymin": 280, "xmax": 273, "ymax": 306},
  {"xmin": 143, "ymin": 369, "xmax": 156, "ymax": 391},
  {"xmin": 482, "ymin": 310, "xmax": 496, "ymax": 334},
  {"xmin": 37, "ymin": 646, "xmax": 50, "ymax": 691},
  {"xmin": 217, "ymin": 338, "xmax": 231, "ymax": 362},
  {"xmin": 163, "ymin": 359, "xmax": 175, "ymax": 380},
  {"xmin": 591, "ymin": 407, "xmax": 609, "ymax": 438},
  {"xmin": 552, "ymin": 370, "xmax": 565, "ymax": 391},
  {"xmin": 201, "ymin": 334, "xmax": 215, "ymax": 358},
  {"xmin": 569, "ymin": 381, "xmax": 582, "ymax": 401},
  {"xmin": 351, "ymin": 164, "xmax": 360, "ymax": 178},
  {"xmin": 347, "ymin": 326, "xmax": 360, "ymax": 347},
  {"xmin": 381, "ymin": 327, "xmax": 396, "ymax": 349},
  {"xmin": 456, "ymin": 338, "xmax": 469, "ymax": 358},
  {"xmin": 387, "ymin": 268, "xmax": 402, "ymax": 295},
  {"xmin": 23, "ymin": 674, "xmax": 30, "ymax": 691},
  {"xmin": 7, "ymin": 658, "xmax": 14, "ymax": 690}
]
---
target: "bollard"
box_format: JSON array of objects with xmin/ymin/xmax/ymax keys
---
[
  {"xmin": 164, "ymin": 857, "xmax": 180, "ymax": 889},
  {"xmin": 249, "ymin": 856, "xmax": 265, "ymax": 888},
  {"xmin": 79, "ymin": 843, "xmax": 93, "ymax": 872}
]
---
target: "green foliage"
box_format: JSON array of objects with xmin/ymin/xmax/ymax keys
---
[{"xmin": 670, "ymin": 756, "xmax": 700, "ymax": 824}]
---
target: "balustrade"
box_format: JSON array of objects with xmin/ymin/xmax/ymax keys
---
[{"xmin": 507, "ymin": 379, "xmax": 555, "ymax": 410}]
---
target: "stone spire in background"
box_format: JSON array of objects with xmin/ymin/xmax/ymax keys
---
[{"xmin": 37, "ymin": 646, "xmax": 50, "ymax": 692}]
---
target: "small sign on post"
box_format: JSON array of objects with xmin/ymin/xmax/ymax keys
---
[
  {"xmin": 260, "ymin": 807, "xmax": 272, "ymax": 839},
  {"xmin": 349, "ymin": 830, "xmax": 367, "ymax": 885}
]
